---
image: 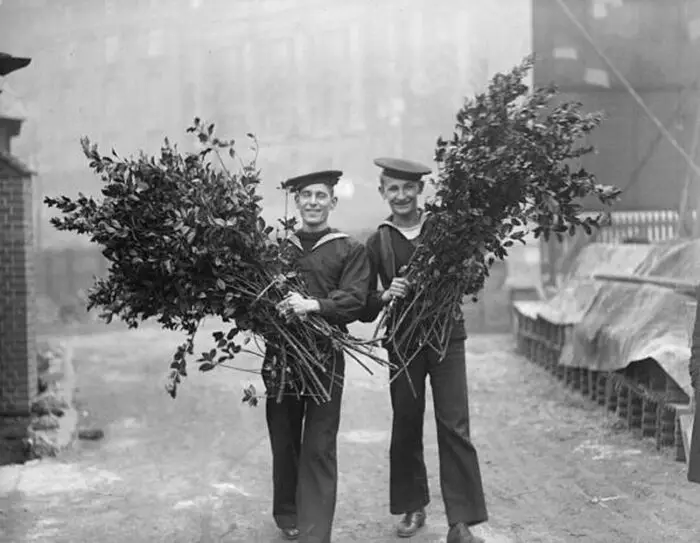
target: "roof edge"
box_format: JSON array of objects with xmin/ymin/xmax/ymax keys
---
[{"xmin": 0, "ymin": 150, "xmax": 34, "ymax": 176}]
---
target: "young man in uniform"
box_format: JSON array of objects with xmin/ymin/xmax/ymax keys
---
[
  {"xmin": 361, "ymin": 158, "xmax": 488, "ymax": 543},
  {"xmin": 265, "ymin": 169, "xmax": 372, "ymax": 543}
]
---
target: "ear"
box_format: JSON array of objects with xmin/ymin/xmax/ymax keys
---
[
  {"xmin": 378, "ymin": 184, "xmax": 387, "ymax": 199},
  {"xmin": 417, "ymin": 181, "xmax": 425, "ymax": 195},
  {"xmin": 293, "ymin": 193, "xmax": 301, "ymax": 206},
  {"xmin": 330, "ymin": 195, "xmax": 338, "ymax": 209}
]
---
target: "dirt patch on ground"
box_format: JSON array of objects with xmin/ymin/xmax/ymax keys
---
[
  {"xmin": 465, "ymin": 335, "xmax": 700, "ymax": 543},
  {"xmin": 1, "ymin": 326, "xmax": 699, "ymax": 542}
]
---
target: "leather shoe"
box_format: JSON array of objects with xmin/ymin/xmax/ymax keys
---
[
  {"xmin": 396, "ymin": 508, "xmax": 426, "ymax": 538},
  {"xmin": 447, "ymin": 522, "xmax": 485, "ymax": 543},
  {"xmin": 280, "ymin": 527, "xmax": 300, "ymax": 540}
]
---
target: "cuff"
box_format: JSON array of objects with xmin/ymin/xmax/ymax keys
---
[{"xmin": 316, "ymin": 298, "xmax": 335, "ymax": 317}]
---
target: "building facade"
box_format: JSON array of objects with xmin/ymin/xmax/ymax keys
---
[
  {"xmin": 533, "ymin": 0, "xmax": 700, "ymax": 212},
  {"xmin": 0, "ymin": 0, "xmax": 531, "ymax": 246}
]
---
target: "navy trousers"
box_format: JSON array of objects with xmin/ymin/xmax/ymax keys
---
[
  {"xmin": 265, "ymin": 354, "xmax": 345, "ymax": 543},
  {"xmin": 388, "ymin": 340, "xmax": 488, "ymax": 526}
]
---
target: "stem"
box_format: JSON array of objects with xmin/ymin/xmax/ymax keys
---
[
  {"xmin": 218, "ymin": 364, "xmax": 261, "ymax": 374},
  {"xmin": 251, "ymin": 275, "xmax": 284, "ymax": 306},
  {"xmin": 213, "ymin": 148, "xmax": 233, "ymax": 180},
  {"xmin": 239, "ymin": 348, "xmax": 264, "ymax": 359},
  {"xmin": 343, "ymin": 349, "xmax": 375, "ymax": 375}
]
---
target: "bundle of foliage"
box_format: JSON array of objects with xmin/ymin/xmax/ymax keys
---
[
  {"xmin": 378, "ymin": 56, "xmax": 621, "ymax": 368},
  {"xmin": 45, "ymin": 120, "xmax": 387, "ymax": 405}
]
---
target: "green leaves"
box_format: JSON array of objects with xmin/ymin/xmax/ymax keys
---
[
  {"xmin": 44, "ymin": 119, "xmax": 298, "ymax": 398},
  {"xmin": 421, "ymin": 54, "xmax": 621, "ymax": 291},
  {"xmin": 384, "ymin": 55, "xmax": 621, "ymax": 363},
  {"xmin": 45, "ymin": 120, "xmax": 393, "ymax": 404},
  {"xmin": 242, "ymin": 385, "xmax": 258, "ymax": 407},
  {"xmin": 45, "ymin": 120, "xmax": 276, "ymax": 331}
]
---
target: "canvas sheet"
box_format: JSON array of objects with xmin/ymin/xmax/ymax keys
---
[
  {"xmin": 535, "ymin": 242, "xmax": 656, "ymax": 325},
  {"xmin": 558, "ymin": 240, "xmax": 700, "ymax": 397}
]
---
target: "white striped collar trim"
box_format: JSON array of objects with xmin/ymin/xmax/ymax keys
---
[
  {"xmin": 287, "ymin": 231, "xmax": 349, "ymax": 252},
  {"xmin": 379, "ymin": 210, "xmax": 430, "ymax": 236}
]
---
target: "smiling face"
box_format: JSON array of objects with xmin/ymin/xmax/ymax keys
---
[
  {"xmin": 379, "ymin": 175, "xmax": 424, "ymax": 220},
  {"xmin": 294, "ymin": 182, "xmax": 337, "ymax": 231}
]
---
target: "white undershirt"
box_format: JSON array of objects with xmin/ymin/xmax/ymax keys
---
[{"xmin": 396, "ymin": 222, "xmax": 422, "ymax": 240}]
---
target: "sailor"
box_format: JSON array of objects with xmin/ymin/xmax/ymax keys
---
[
  {"xmin": 361, "ymin": 158, "xmax": 489, "ymax": 543},
  {"xmin": 265, "ymin": 169, "xmax": 372, "ymax": 542}
]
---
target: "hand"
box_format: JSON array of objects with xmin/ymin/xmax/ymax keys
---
[
  {"xmin": 381, "ymin": 277, "xmax": 411, "ymax": 303},
  {"xmin": 276, "ymin": 292, "xmax": 320, "ymax": 318}
]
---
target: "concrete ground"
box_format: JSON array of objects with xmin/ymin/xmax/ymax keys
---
[{"xmin": 1, "ymin": 321, "xmax": 700, "ymax": 543}]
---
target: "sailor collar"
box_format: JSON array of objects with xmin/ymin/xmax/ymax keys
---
[
  {"xmin": 379, "ymin": 210, "xmax": 430, "ymax": 237},
  {"xmin": 286, "ymin": 231, "xmax": 349, "ymax": 252}
]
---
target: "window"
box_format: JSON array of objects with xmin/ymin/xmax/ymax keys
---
[
  {"xmin": 346, "ymin": 24, "xmax": 365, "ymax": 132},
  {"xmin": 307, "ymin": 31, "xmax": 344, "ymax": 136},
  {"xmin": 255, "ymin": 38, "xmax": 293, "ymax": 139},
  {"xmin": 62, "ymin": 4, "xmax": 73, "ymax": 22},
  {"xmin": 104, "ymin": 36, "xmax": 119, "ymax": 64},
  {"xmin": 64, "ymin": 40, "xmax": 78, "ymax": 68},
  {"xmin": 147, "ymin": 28, "xmax": 164, "ymax": 57},
  {"xmin": 103, "ymin": 77, "xmax": 123, "ymax": 120}
]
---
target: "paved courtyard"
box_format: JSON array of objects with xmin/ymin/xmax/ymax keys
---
[{"xmin": 1, "ymin": 322, "xmax": 699, "ymax": 542}]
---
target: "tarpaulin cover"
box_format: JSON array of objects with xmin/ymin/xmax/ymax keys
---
[
  {"xmin": 557, "ymin": 240, "xmax": 700, "ymax": 397},
  {"xmin": 534, "ymin": 242, "xmax": 656, "ymax": 325}
]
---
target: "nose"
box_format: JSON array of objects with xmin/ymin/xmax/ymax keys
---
[{"xmin": 395, "ymin": 188, "xmax": 409, "ymax": 200}]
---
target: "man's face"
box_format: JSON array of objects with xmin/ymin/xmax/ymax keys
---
[
  {"xmin": 379, "ymin": 176, "xmax": 423, "ymax": 217},
  {"xmin": 295, "ymin": 183, "xmax": 337, "ymax": 228}
]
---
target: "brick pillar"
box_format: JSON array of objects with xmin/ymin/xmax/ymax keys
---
[
  {"xmin": 0, "ymin": 168, "xmax": 37, "ymax": 416},
  {"xmin": 0, "ymin": 113, "xmax": 37, "ymax": 462}
]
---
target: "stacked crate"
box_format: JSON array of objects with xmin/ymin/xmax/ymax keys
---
[{"xmin": 513, "ymin": 301, "xmax": 690, "ymax": 461}]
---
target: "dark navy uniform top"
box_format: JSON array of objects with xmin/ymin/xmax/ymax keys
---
[
  {"xmin": 287, "ymin": 227, "xmax": 371, "ymax": 330},
  {"xmin": 361, "ymin": 215, "xmax": 467, "ymax": 342}
]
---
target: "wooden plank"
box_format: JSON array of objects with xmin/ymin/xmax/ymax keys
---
[
  {"xmin": 594, "ymin": 273, "xmax": 698, "ymax": 297},
  {"xmin": 688, "ymin": 390, "xmax": 700, "ymax": 483},
  {"xmin": 680, "ymin": 414, "xmax": 694, "ymax": 455}
]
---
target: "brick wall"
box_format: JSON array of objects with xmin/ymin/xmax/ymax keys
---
[{"xmin": 0, "ymin": 168, "xmax": 37, "ymax": 417}]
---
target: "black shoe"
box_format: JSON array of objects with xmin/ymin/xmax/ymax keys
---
[
  {"xmin": 447, "ymin": 522, "xmax": 484, "ymax": 543},
  {"xmin": 396, "ymin": 508, "xmax": 426, "ymax": 538},
  {"xmin": 280, "ymin": 527, "xmax": 300, "ymax": 540}
]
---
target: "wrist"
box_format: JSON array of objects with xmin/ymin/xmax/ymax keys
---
[
  {"xmin": 307, "ymin": 299, "xmax": 321, "ymax": 313},
  {"xmin": 380, "ymin": 291, "xmax": 391, "ymax": 304}
]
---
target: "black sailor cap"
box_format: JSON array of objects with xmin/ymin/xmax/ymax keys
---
[
  {"xmin": 374, "ymin": 157, "xmax": 431, "ymax": 182},
  {"xmin": 281, "ymin": 170, "xmax": 343, "ymax": 192}
]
